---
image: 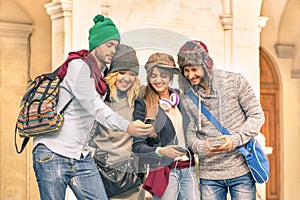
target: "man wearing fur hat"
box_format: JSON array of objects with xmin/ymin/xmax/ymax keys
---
[
  {"xmin": 177, "ymin": 40, "xmax": 265, "ymax": 199},
  {"xmin": 32, "ymin": 15, "xmax": 153, "ymax": 200}
]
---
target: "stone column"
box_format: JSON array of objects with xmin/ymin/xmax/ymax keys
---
[
  {"xmin": 0, "ymin": 21, "xmax": 33, "ymax": 200},
  {"xmin": 220, "ymin": 0, "xmax": 233, "ymax": 71},
  {"xmin": 255, "ymin": 12, "xmax": 270, "ymax": 200},
  {"xmin": 45, "ymin": 0, "xmax": 73, "ymax": 69},
  {"xmin": 220, "ymin": 1, "xmax": 271, "ymax": 199},
  {"xmin": 219, "ymin": 13, "xmax": 233, "ymax": 71}
]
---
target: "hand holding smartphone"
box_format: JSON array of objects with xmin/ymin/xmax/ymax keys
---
[
  {"xmin": 176, "ymin": 146, "xmax": 187, "ymax": 152},
  {"xmin": 144, "ymin": 118, "xmax": 155, "ymax": 124},
  {"xmin": 144, "ymin": 118, "xmax": 157, "ymax": 138},
  {"xmin": 209, "ymin": 139, "xmax": 225, "ymax": 147}
]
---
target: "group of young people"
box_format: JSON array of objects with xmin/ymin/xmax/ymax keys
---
[{"xmin": 32, "ymin": 14, "xmax": 265, "ymax": 200}]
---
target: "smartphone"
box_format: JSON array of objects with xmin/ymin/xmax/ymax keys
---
[
  {"xmin": 144, "ymin": 118, "xmax": 155, "ymax": 124},
  {"xmin": 176, "ymin": 146, "xmax": 187, "ymax": 152},
  {"xmin": 209, "ymin": 139, "xmax": 225, "ymax": 147}
]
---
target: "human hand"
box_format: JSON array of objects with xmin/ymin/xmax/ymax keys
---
[
  {"xmin": 157, "ymin": 145, "xmax": 186, "ymax": 159},
  {"xmin": 126, "ymin": 120, "xmax": 153, "ymax": 136},
  {"xmin": 144, "ymin": 191, "xmax": 153, "ymax": 200},
  {"xmin": 204, "ymin": 136, "xmax": 233, "ymax": 156}
]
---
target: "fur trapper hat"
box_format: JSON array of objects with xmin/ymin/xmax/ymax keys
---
[{"xmin": 177, "ymin": 40, "xmax": 214, "ymax": 75}]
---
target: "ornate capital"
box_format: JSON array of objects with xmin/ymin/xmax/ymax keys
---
[
  {"xmin": 258, "ymin": 16, "xmax": 269, "ymax": 32},
  {"xmin": 45, "ymin": 0, "xmax": 72, "ymax": 20},
  {"xmin": 101, "ymin": 1, "xmax": 111, "ymax": 17},
  {"xmin": 0, "ymin": 22, "xmax": 32, "ymax": 38},
  {"xmin": 219, "ymin": 14, "xmax": 233, "ymax": 31}
]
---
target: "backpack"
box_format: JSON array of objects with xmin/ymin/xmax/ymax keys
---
[{"xmin": 14, "ymin": 68, "xmax": 73, "ymax": 154}]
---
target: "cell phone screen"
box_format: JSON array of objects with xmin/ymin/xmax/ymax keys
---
[
  {"xmin": 176, "ymin": 147, "xmax": 187, "ymax": 152},
  {"xmin": 209, "ymin": 139, "xmax": 225, "ymax": 147},
  {"xmin": 144, "ymin": 118, "xmax": 155, "ymax": 124}
]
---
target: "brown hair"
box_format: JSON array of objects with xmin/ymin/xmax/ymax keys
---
[{"xmin": 142, "ymin": 67, "xmax": 174, "ymax": 138}]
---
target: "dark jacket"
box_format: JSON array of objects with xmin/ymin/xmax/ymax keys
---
[{"xmin": 132, "ymin": 93, "xmax": 193, "ymax": 169}]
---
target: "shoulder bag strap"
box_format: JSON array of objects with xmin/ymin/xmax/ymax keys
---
[{"xmin": 186, "ymin": 89, "xmax": 249, "ymax": 156}]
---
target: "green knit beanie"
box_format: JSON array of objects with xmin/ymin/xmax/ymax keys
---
[{"xmin": 88, "ymin": 14, "xmax": 120, "ymax": 51}]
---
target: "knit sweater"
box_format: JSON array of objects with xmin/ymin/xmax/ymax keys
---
[{"xmin": 182, "ymin": 69, "xmax": 265, "ymax": 180}]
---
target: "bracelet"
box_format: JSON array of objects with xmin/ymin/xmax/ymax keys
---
[{"xmin": 155, "ymin": 147, "xmax": 163, "ymax": 158}]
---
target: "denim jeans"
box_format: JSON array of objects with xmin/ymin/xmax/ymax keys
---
[
  {"xmin": 153, "ymin": 166, "xmax": 200, "ymax": 200},
  {"xmin": 32, "ymin": 144, "xmax": 107, "ymax": 200},
  {"xmin": 200, "ymin": 172, "xmax": 256, "ymax": 200}
]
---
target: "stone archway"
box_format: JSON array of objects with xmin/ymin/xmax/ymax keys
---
[{"xmin": 260, "ymin": 48, "xmax": 281, "ymax": 200}]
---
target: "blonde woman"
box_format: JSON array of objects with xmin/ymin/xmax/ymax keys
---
[{"xmin": 92, "ymin": 44, "xmax": 145, "ymax": 200}]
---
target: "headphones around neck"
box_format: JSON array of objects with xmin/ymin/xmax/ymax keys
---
[{"xmin": 159, "ymin": 88, "xmax": 179, "ymax": 111}]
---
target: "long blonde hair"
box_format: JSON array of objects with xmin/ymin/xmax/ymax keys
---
[{"xmin": 104, "ymin": 71, "xmax": 140, "ymax": 108}]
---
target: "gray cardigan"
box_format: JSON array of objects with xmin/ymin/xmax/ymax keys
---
[{"xmin": 182, "ymin": 69, "xmax": 265, "ymax": 180}]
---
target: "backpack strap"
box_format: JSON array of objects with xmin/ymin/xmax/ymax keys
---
[
  {"xmin": 15, "ymin": 125, "xmax": 29, "ymax": 154},
  {"xmin": 59, "ymin": 83, "xmax": 75, "ymax": 113}
]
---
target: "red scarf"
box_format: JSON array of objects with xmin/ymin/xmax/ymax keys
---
[
  {"xmin": 57, "ymin": 50, "xmax": 107, "ymax": 96},
  {"xmin": 142, "ymin": 160, "xmax": 195, "ymax": 198}
]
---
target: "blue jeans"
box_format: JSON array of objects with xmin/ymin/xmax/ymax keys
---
[
  {"xmin": 153, "ymin": 167, "xmax": 200, "ymax": 200},
  {"xmin": 32, "ymin": 144, "xmax": 107, "ymax": 200},
  {"xmin": 200, "ymin": 173, "xmax": 256, "ymax": 200}
]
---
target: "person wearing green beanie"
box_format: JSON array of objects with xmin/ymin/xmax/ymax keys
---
[
  {"xmin": 89, "ymin": 14, "xmax": 120, "ymax": 51},
  {"xmin": 32, "ymin": 15, "xmax": 153, "ymax": 200}
]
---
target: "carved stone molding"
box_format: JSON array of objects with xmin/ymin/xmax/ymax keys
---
[
  {"xmin": 274, "ymin": 43, "xmax": 295, "ymax": 58},
  {"xmin": 45, "ymin": 0, "xmax": 72, "ymax": 20},
  {"xmin": 0, "ymin": 22, "xmax": 32, "ymax": 38},
  {"xmin": 274, "ymin": 44, "xmax": 300, "ymax": 79},
  {"xmin": 258, "ymin": 16, "xmax": 268, "ymax": 32},
  {"xmin": 44, "ymin": 0, "xmax": 73, "ymax": 67},
  {"xmin": 101, "ymin": 1, "xmax": 111, "ymax": 17},
  {"xmin": 291, "ymin": 69, "xmax": 300, "ymax": 78},
  {"xmin": 219, "ymin": 14, "xmax": 232, "ymax": 31}
]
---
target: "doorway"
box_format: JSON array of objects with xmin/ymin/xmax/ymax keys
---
[{"xmin": 260, "ymin": 48, "xmax": 281, "ymax": 200}]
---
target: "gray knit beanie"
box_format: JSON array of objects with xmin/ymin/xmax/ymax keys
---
[{"xmin": 110, "ymin": 44, "xmax": 139, "ymax": 74}]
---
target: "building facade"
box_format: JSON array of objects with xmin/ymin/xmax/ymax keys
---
[{"xmin": 1, "ymin": 0, "xmax": 299, "ymax": 200}]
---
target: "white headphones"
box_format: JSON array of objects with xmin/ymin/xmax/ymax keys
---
[{"xmin": 159, "ymin": 88, "xmax": 179, "ymax": 111}]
